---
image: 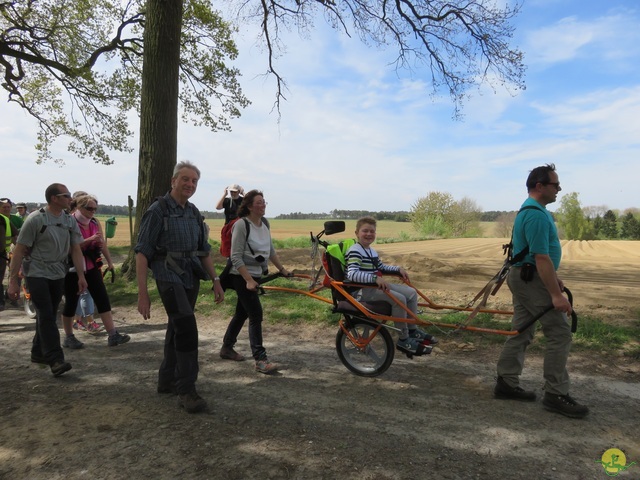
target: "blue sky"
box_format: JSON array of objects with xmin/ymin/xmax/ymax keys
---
[{"xmin": 1, "ymin": 0, "xmax": 638, "ymax": 216}]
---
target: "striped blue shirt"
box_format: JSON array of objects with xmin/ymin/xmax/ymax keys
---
[{"xmin": 345, "ymin": 243, "xmax": 400, "ymax": 283}]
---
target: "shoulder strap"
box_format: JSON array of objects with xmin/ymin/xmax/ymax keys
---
[
  {"xmin": 152, "ymin": 195, "xmax": 169, "ymax": 232},
  {"xmin": 242, "ymin": 218, "xmax": 256, "ymax": 255},
  {"xmin": 36, "ymin": 207, "xmax": 74, "ymax": 235},
  {"xmin": 507, "ymin": 205, "xmax": 546, "ymax": 264},
  {"xmin": 241, "ymin": 217, "xmax": 270, "ymax": 255}
]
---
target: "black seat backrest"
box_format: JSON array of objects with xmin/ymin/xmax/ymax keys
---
[{"xmin": 324, "ymin": 252, "xmax": 349, "ymax": 304}]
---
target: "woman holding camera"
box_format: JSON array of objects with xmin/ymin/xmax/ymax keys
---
[
  {"xmin": 60, "ymin": 194, "xmax": 130, "ymax": 348},
  {"xmin": 219, "ymin": 189, "xmax": 290, "ymax": 374}
]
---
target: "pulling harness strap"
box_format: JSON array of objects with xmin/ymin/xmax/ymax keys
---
[{"xmin": 463, "ymin": 205, "xmax": 544, "ymax": 325}]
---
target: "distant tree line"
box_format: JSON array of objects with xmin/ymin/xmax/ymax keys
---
[
  {"xmin": 16, "ymin": 197, "xmax": 638, "ymax": 240},
  {"xmin": 556, "ymin": 193, "xmax": 639, "ymax": 240},
  {"xmin": 274, "ymin": 210, "xmax": 411, "ymax": 221}
]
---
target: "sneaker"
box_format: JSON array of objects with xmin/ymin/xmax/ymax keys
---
[
  {"xmin": 255, "ymin": 357, "xmax": 278, "ymax": 374},
  {"xmin": 108, "ymin": 332, "xmax": 131, "ymax": 347},
  {"xmin": 220, "ymin": 345, "xmax": 245, "ymax": 361},
  {"xmin": 86, "ymin": 321, "xmax": 104, "ymax": 333},
  {"xmin": 494, "ymin": 376, "xmax": 537, "ymax": 402},
  {"xmin": 63, "ymin": 334, "xmax": 84, "ymax": 349},
  {"xmin": 51, "ymin": 361, "xmax": 72, "ymax": 377},
  {"xmin": 543, "ymin": 393, "xmax": 589, "ymax": 419},
  {"xmin": 396, "ymin": 337, "xmax": 433, "ymax": 356},
  {"xmin": 408, "ymin": 327, "xmax": 439, "ymax": 345},
  {"xmin": 73, "ymin": 319, "xmax": 87, "ymax": 331},
  {"xmin": 177, "ymin": 391, "xmax": 208, "ymax": 413}
]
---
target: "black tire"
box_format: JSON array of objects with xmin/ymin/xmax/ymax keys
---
[{"xmin": 336, "ymin": 318, "xmax": 394, "ymax": 377}]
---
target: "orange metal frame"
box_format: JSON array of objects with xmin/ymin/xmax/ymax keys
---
[{"xmin": 262, "ymin": 271, "xmax": 519, "ymax": 337}]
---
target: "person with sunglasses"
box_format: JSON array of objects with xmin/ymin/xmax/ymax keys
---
[
  {"xmin": 59, "ymin": 193, "xmax": 129, "ymax": 349},
  {"xmin": 494, "ymin": 164, "xmax": 589, "ymax": 419},
  {"xmin": 6, "ymin": 184, "xmax": 87, "ymax": 377},
  {"xmin": 219, "ymin": 189, "xmax": 291, "ymax": 374}
]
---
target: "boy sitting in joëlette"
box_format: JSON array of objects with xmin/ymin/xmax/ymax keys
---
[{"xmin": 345, "ymin": 216, "xmax": 438, "ymax": 356}]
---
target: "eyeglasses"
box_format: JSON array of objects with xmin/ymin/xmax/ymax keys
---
[
  {"xmin": 83, "ymin": 206, "xmax": 97, "ymax": 212},
  {"xmin": 56, "ymin": 193, "xmax": 72, "ymax": 198}
]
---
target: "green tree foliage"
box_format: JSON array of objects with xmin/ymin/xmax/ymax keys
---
[
  {"xmin": 621, "ymin": 212, "xmax": 640, "ymax": 239},
  {"xmin": 602, "ymin": 210, "xmax": 619, "ymax": 239},
  {"xmin": 592, "ymin": 215, "xmax": 604, "ymax": 237},
  {"xmin": 556, "ymin": 192, "xmax": 593, "ymax": 240},
  {"xmin": 410, "ymin": 191, "xmax": 481, "ymax": 238},
  {"xmin": 0, "ymin": 0, "xmax": 249, "ymax": 164}
]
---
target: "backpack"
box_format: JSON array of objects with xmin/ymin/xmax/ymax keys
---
[{"xmin": 219, "ymin": 217, "xmax": 270, "ymax": 258}]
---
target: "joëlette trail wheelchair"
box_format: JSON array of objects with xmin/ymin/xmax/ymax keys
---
[{"xmin": 261, "ymin": 221, "xmax": 576, "ymax": 377}]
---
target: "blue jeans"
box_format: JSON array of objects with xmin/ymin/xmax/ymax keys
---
[
  {"xmin": 223, "ymin": 274, "xmax": 266, "ymax": 360},
  {"xmin": 26, "ymin": 276, "xmax": 65, "ymax": 364}
]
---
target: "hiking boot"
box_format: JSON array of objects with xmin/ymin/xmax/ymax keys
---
[
  {"xmin": 51, "ymin": 361, "xmax": 72, "ymax": 377},
  {"xmin": 543, "ymin": 393, "xmax": 589, "ymax": 419},
  {"xmin": 63, "ymin": 334, "xmax": 84, "ymax": 349},
  {"xmin": 177, "ymin": 391, "xmax": 208, "ymax": 413},
  {"xmin": 220, "ymin": 345, "xmax": 245, "ymax": 361},
  {"xmin": 494, "ymin": 376, "xmax": 537, "ymax": 401},
  {"xmin": 255, "ymin": 357, "xmax": 278, "ymax": 374},
  {"xmin": 408, "ymin": 327, "xmax": 439, "ymax": 345},
  {"xmin": 157, "ymin": 381, "xmax": 177, "ymax": 395},
  {"xmin": 396, "ymin": 337, "xmax": 432, "ymax": 356},
  {"xmin": 108, "ymin": 332, "xmax": 130, "ymax": 347}
]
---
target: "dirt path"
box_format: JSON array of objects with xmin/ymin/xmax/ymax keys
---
[{"xmin": 1, "ymin": 239, "xmax": 639, "ymax": 479}]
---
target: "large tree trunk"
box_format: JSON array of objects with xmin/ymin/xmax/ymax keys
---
[{"xmin": 123, "ymin": 0, "xmax": 183, "ymax": 278}]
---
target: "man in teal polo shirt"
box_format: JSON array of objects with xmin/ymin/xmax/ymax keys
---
[{"xmin": 494, "ymin": 164, "xmax": 589, "ymax": 419}]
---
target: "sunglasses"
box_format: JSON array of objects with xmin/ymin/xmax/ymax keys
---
[
  {"xmin": 83, "ymin": 206, "xmax": 97, "ymax": 212},
  {"xmin": 56, "ymin": 193, "xmax": 72, "ymax": 198}
]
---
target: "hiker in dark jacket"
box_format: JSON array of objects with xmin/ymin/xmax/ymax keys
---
[{"xmin": 135, "ymin": 161, "xmax": 224, "ymax": 414}]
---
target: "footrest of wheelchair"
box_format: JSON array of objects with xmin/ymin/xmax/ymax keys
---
[{"xmin": 396, "ymin": 343, "xmax": 433, "ymax": 359}]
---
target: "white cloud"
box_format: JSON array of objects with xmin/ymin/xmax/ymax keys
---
[{"xmin": 524, "ymin": 9, "xmax": 640, "ymax": 68}]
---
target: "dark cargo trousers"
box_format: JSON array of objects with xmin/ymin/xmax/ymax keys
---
[{"xmin": 156, "ymin": 280, "xmax": 200, "ymax": 395}]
